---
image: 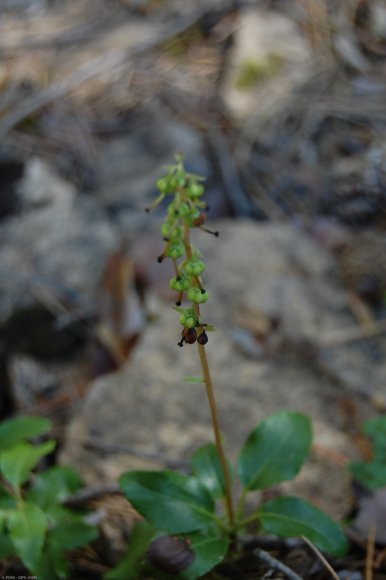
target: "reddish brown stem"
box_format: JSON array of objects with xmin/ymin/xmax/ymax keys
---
[{"xmin": 183, "ymin": 224, "xmax": 235, "ymax": 527}]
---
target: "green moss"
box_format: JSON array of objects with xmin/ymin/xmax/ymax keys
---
[{"xmin": 235, "ymin": 53, "xmax": 284, "ymax": 90}]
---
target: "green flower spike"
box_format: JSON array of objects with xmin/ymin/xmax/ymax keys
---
[{"xmin": 151, "ymin": 156, "xmax": 217, "ymax": 346}]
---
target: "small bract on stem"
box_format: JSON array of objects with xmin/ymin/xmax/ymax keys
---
[{"xmin": 147, "ymin": 156, "xmax": 235, "ymax": 527}]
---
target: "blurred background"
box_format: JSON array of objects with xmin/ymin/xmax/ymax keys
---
[{"xmin": 2, "ymin": 0, "xmax": 386, "ymax": 573}]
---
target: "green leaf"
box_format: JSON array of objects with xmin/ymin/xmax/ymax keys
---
[
  {"xmin": 237, "ymin": 411, "xmax": 311, "ymax": 490},
  {"xmin": 348, "ymin": 416, "xmax": 386, "ymax": 489},
  {"xmin": 50, "ymin": 520, "xmax": 98, "ymax": 549},
  {"xmin": 0, "ymin": 417, "xmax": 52, "ymax": 451},
  {"xmin": 184, "ymin": 376, "xmax": 204, "ymax": 384},
  {"xmin": 8, "ymin": 502, "xmax": 47, "ymax": 572},
  {"xmin": 260, "ymin": 496, "xmax": 348, "ymax": 557},
  {"xmin": 105, "ymin": 520, "xmax": 155, "ymax": 580},
  {"xmin": 361, "ymin": 418, "xmax": 386, "ymax": 463},
  {"xmin": 181, "ymin": 529, "xmax": 229, "ymax": 579},
  {"xmin": 191, "ymin": 443, "xmax": 230, "ymax": 499},
  {"xmin": 119, "ymin": 470, "xmax": 215, "ymax": 533},
  {"xmin": 0, "ymin": 531, "xmax": 16, "ymax": 559},
  {"xmin": 0, "ymin": 509, "xmax": 6, "ymax": 528},
  {"xmin": 0, "ymin": 483, "xmax": 16, "ymax": 509},
  {"xmin": 0, "ymin": 440, "xmax": 56, "ymax": 490},
  {"xmin": 0, "ymin": 510, "xmax": 16, "ymax": 559},
  {"xmin": 35, "ymin": 521, "xmax": 98, "ymax": 580},
  {"xmin": 27, "ymin": 465, "xmax": 83, "ymax": 509},
  {"xmin": 349, "ymin": 460, "xmax": 386, "ymax": 489},
  {"xmin": 363, "ymin": 416, "xmax": 386, "ymax": 455},
  {"xmin": 35, "ymin": 537, "xmax": 68, "ymax": 580}
]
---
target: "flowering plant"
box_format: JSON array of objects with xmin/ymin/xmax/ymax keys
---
[{"xmin": 114, "ymin": 157, "xmax": 348, "ymax": 579}]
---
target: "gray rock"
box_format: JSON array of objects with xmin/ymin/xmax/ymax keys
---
[
  {"xmin": 8, "ymin": 353, "xmax": 89, "ymax": 408},
  {"xmin": 62, "ymin": 221, "xmax": 375, "ymax": 518},
  {"xmin": 0, "ymin": 158, "xmax": 118, "ymax": 325}
]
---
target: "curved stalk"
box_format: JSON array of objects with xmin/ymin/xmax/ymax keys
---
[
  {"xmin": 197, "ymin": 341, "xmax": 235, "ymax": 528},
  {"xmin": 183, "ymin": 223, "xmax": 235, "ymax": 528}
]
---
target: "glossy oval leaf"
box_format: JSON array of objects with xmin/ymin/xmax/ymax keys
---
[
  {"xmin": 50, "ymin": 520, "xmax": 98, "ymax": 550},
  {"xmin": 119, "ymin": 470, "xmax": 215, "ymax": 533},
  {"xmin": 8, "ymin": 502, "xmax": 47, "ymax": 572},
  {"xmin": 27, "ymin": 465, "xmax": 83, "ymax": 509},
  {"xmin": 260, "ymin": 496, "xmax": 348, "ymax": 557},
  {"xmin": 0, "ymin": 417, "xmax": 51, "ymax": 451},
  {"xmin": 181, "ymin": 529, "xmax": 229, "ymax": 579},
  {"xmin": 349, "ymin": 460, "xmax": 386, "ymax": 489},
  {"xmin": 0, "ymin": 440, "xmax": 56, "ymax": 490},
  {"xmin": 348, "ymin": 416, "xmax": 386, "ymax": 488},
  {"xmin": 237, "ymin": 411, "xmax": 312, "ymax": 490},
  {"xmin": 191, "ymin": 443, "xmax": 230, "ymax": 499}
]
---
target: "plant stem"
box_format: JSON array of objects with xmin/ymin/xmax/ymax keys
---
[
  {"xmin": 235, "ymin": 511, "xmax": 261, "ymax": 531},
  {"xmin": 236, "ymin": 488, "xmax": 248, "ymax": 520},
  {"xmin": 197, "ymin": 342, "xmax": 235, "ymax": 528},
  {"xmin": 182, "ymin": 223, "xmax": 235, "ymax": 527}
]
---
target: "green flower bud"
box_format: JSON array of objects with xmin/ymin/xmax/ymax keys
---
[
  {"xmin": 187, "ymin": 287, "xmax": 209, "ymax": 304},
  {"xmin": 169, "ymin": 275, "xmax": 192, "ymax": 292},
  {"xmin": 161, "ymin": 223, "xmax": 171, "ymax": 238},
  {"xmin": 167, "ymin": 202, "xmax": 179, "ymax": 217},
  {"xmin": 179, "ymin": 202, "xmax": 191, "ymax": 216},
  {"xmin": 170, "ymin": 225, "xmax": 183, "ymax": 241},
  {"xmin": 185, "ymin": 259, "xmax": 206, "ymax": 276},
  {"xmin": 168, "ymin": 177, "xmax": 178, "ymax": 191},
  {"xmin": 166, "ymin": 243, "xmax": 185, "ymax": 260},
  {"xmin": 176, "ymin": 174, "xmax": 186, "ymax": 187},
  {"xmin": 179, "ymin": 310, "xmax": 197, "ymax": 328},
  {"xmin": 156, "ymin": 177, "xmax": 170, "ymax": 193},
  {"xmin": 198, "ymin": 290, "xmax": 209, "ymax": 303},
  {"xmin": 188, "ymin": 182, "xmax": 204, "ymax": 198}
]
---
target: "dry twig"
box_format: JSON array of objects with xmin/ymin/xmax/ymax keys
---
[
  {"xmin": 302, "ymin": 535, "xmax": 340, "ymax": 580},
  {"xmin": 253, "ymin": 548, "xmax": 303, "ymax": 580}
]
